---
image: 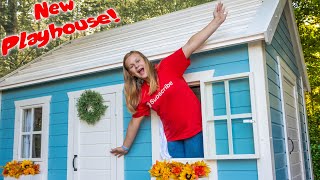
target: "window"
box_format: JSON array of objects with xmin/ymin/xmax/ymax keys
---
[
  {"xmin": 190, "ymin": 84, "xmax": 201, "ymax": 102},
  {"xmin": 20, "ymin": 107, "xmax": 43, "ymax": 159},
  {"xmin": 151, "ymin": 71, "xmax": 259, "ymax": 161},
  {"xmin": 14, "ymin": 96, "xmax": 51, "ymax": 179},
  {"xmin": 201, "ymin": 72, "xmax": 259, "ymax": 159},
  {"xmin": 151, "ymin": 70, "xmax": 214, "ymax": 161}
]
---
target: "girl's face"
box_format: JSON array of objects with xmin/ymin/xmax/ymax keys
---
[{"xmin": 125, "ymin": 53, "xmax": 148, "ymax": 80}]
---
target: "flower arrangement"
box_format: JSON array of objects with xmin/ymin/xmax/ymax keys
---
[
  {"xmin": 1, "ymin": 160, "xmax": 40, "ymax": 179},
  {"xmin": 149, "ymin": 160, "xmax": 211, "ymax": 180}
]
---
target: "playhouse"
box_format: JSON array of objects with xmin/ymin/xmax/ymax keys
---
[{"xmin": 0, "ymin": 0, "xmax": 314, "ymax": 179}]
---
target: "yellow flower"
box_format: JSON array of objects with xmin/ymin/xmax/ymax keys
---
[
  {"xmin": 24, "ymin": 167, "xmax": 36, "ymax": 175},
  {"xmin": 179, "ymin": 163, "xmax": 196, "ymax": 180},
  {"xmin": 149, "ymin": 161, "xmax": 164, "ymax": 177},
  {"xmin": 1, "ymin": 160, "xmax": 40, "ymax": 178},
  {"xmin": 149, "ymin": 160, "xmax": 211, "ymax": 179},
  {"xmin": 161, "ymin": 167, "xmax": 172, "ymax": 180},
  {"xmin": 21, "ymin": 160, "xmax": 33, "ymax": 169}
]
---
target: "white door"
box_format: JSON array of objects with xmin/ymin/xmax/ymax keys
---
[
  {"xmin": 279, "ymin": 59, "xmax": 305, "ymax": 180},
  {"xmin": 67, "ymin": 85, "xmax": 124, "ymax": 180}
]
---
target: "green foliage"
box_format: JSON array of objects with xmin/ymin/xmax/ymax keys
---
[
  {"xmin": 293, "ymin": 0, "xmax": 320, "ymax": 179},
  {"xmin": 76, "ymin": 90, "xmax": 107, "ymax": 125}
]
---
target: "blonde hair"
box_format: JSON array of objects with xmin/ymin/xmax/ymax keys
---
[{"xmin": 123, "ymin": 51, "xmax": 158, "ymax": 114}]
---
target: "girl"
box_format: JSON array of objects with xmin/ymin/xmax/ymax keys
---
[{"xmin": 111, "ymin": 2, "xmax": 227, "ymax": 158}]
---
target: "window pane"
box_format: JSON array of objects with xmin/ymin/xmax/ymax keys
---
[
  {"xmin": 212, "ymin": 82, "xmax": 226, "ymax": 116},
  {"xmin": 32, "ymin": 134, "xmax": 41, "ymax": 158},
  {"xmin": 33, "ymin": 108, "xmax": 42, "ymax": 131},
  {"xmin": 190, "ymin": 85, "xmax": 201, "ymax": 102},
  {"xmin": 232, "ymin": 118, "xmax": 254, "ymax": 154},
  {"xmin": 229, "ymin": 78, "xmax": 252, "ymax": 114},
  {"xmin": 22, "ymin": 109, "xmax": 32, "ymax": 132},
  {"xmin": 21, "ymin": 135, "xmax": 30, "ymax": 158},
  {"xmin": 214, "ymin": 120, "xmax": 229, "ymax": 155}
]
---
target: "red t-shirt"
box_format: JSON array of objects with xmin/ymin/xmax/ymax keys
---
[{"xmin": 132, "ymin": 48, "xmax": 202, "ymax": 141}]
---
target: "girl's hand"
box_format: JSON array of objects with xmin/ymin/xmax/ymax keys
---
[
  {"xmin": 213, "ymin": 2, "xmax": 228, "ymax": 25},
  {"xmin": 110, "ymin": 147, "xmax": 128, "ymax": 157}
]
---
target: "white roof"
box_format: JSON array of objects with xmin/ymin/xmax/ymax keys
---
[{"xmin": 0, "ymin": 0, "xmax": 310, "ymax": 91}]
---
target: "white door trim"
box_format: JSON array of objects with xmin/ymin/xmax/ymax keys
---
[
  {"xmin": 278, "ymin": 56, "xmax": 306, "ymax": 180},
  {"xmin": 67, "ymin": 84, "xmax": 124, "ymax": 180}
]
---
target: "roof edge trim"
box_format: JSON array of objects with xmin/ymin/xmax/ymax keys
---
[{"xmin": 0, "ymin": 33, "xmax": 265, "ymax": 91}]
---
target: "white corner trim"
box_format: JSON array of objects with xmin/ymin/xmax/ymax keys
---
[
  {"xmin": 67, "ymin": 84, "xmax": 124, "ymax": 180},
  {"xmin": 284, "ymin": 0, "xmax": 311, "ymax": 92},
  {"xmin": 13, "ymin": 95, "xmax": 51, "ymax": 180},
  {"xmin": 300, "ymin": 78, "xmax": 315, "ymax": 180},
  {"xmin": 248, "ymin": 41, "xmax": 275, "ymax": 180},
  {"xmin": 264, "ymin": 0, "xmax": 287, "ymax": 44}
]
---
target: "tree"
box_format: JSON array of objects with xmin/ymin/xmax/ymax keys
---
[{"xmin": 293, "ymin": 0, "xmax": 320, "ymax": 179}]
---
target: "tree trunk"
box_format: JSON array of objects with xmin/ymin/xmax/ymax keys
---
[{"xmin": 7, "ymin": 0, "xmax": 18, "ymax": 35}]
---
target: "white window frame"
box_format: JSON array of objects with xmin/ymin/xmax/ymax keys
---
[
  {"xmin": 151, "ymin": 70, "xmax": 261, "ymax": 180},
  {"xmin": 200, "ymin": 72, "xmax": 259, "ymax": 160},
  {"xmin": 14, "ymin": 96, "xmax": 51, "ymax": 180},
  {"xmin": 151, "ymin": 70, "xmax": 214, "ymax": 161},
  {"xmin": 151, "ymin": 71, "xmax": 260, "ymax": 160}
]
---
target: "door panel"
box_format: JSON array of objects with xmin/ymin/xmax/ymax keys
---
[
  {"xmin": 74, "ymin": 93, "xmax": 117, "ymax": 180},
  {"xmin": 281, "ymin": 68, "xmax": 304, "ymax": 180}
]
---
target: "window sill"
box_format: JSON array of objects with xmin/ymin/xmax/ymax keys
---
[
  {"xmin": 151, "ymin": 178, "xmax": 208, "ymax": 180},
  {"xmin": 205, "ymin": 154, "xmax": 259, "ymax": 160},
  {"xmin": 4, "ymin": 174, "xmax": 41, "ymax": 180}
]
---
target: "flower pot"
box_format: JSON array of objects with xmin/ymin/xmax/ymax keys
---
[
  {"xmin": 151, "ymin": 178, "xmax": 208, "ymax": 180},
  {"xmin": 4, "ymin": 174, "xmax": 41, "ymax": 180}
]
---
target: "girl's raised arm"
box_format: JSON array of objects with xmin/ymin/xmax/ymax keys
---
[{"xmin": 182, "ymin": 2, "xmax": 227, "ymax": 58}]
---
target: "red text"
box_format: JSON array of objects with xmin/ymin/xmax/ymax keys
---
[{"xmin": 34, "ymin": 0, "xmax": 74, "ymax": 20}]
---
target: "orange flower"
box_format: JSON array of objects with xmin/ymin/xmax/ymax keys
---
[
  {"xmin": 171, "ymin": 166, "xmax": 182, "ymax": 176},
  {"xmin": 149, "ymin": 160, "xmax": 211, "ymax": 179},
  {"xmin": 1, "ymin": 160, "xmax": 40, "ymax": 178},
  {"xmin": 2, "ymin": 169, "xmax": 8, "ymax": 176},
  {"xmin": 194, "ymin": 166, "xmax": 205, "ymax": 177}
]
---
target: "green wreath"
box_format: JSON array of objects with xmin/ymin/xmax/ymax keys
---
[{"xmin": 76, "ymin": 90, "xmax": 108, "ymax": 125}]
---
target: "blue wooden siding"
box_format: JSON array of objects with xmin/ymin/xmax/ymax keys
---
[
  {"xmin": 0, "ymin": 44, "xmax": 257, "ymax": 180},
  {"xmin": 0, "ymin": 69, "xmax": 152, "ymax": 180},
  {"xmin": 266, "ymin": 12, "xmax": 312, "ymax": 180},
  {"xmin": 217, "ymin": 160, "xmax": 258, "ymax": 180},
  {"xmin": 123, "ymin": 96, "xmax": 152, "ymax": 180}
]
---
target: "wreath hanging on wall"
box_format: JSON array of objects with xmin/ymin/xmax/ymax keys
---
[{"xmin": 76, "ymin": 90, "xmax": 108, "ymax": 125}]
